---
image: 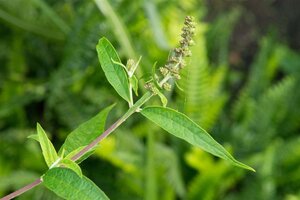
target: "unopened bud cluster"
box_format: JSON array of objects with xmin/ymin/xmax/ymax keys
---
[
  {"xmin": 144, "ymin": 16, "xmax": 195, "ymax": 93},
  {"xmin": 126, "ymin": 59, "xmax": 135, "ymax": 71},
  {"xmin": 144, "ymin": 82, "xmax": 156, "ymax": 94},
  {"xmin": 159, "ymin": 16, "xmax": 195, "ymax": 90}
]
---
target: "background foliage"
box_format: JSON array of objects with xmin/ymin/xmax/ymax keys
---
[{"xmin": 1, "ymin": 0, "xmax": 300, "ymax": 199}]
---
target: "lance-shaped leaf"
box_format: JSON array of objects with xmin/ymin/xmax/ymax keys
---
[
  {"xmin": 36, "ymin": 123, "xmax": 59, "ymax": 167},
  {"xmin": 60, "ymin": 104, "xmax": 115, "ymax": 156},
  {"xmin": 43, "ymin": 168, "xmax": 109, "ymax": 200},
  {"xmin": 96, "ymin": 37, "xmax": 130, "ymax": 102},
  {"xmin": 141, "ymin": 106, "xmax": 255, "ymax": 172},
  {"xmin": 65, "ymin": 145, "xmax": 99, "ymax": 164}
]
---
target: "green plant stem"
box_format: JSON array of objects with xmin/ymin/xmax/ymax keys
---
[
  {"xmin": 129, "ymin": 82, "xmax": 134, "ymax": 107},
  {"xmin": 159, "ymin": 74, "xmax": 172, "ymax": 87},
  {"xmin": 0, "ymin": 92, "xmax": 153, "ymax": 200}
]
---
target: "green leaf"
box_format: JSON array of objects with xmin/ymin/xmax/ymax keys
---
[
  {"xmin": 27, "ymin": 134, "xmax": 39, "ymax": 142},
  {"xmin": 43, "ymin": 168, "xmax": 109, "ymax": 200},
  {"xmin": 59, "ymin": 159, "xmax": 82, "ymax": 177},
  {"xmin": 152, "ymin": 87, "xmax": 167, "ymax": 107},
  {"xmin": 141, "ymin": 107, "xmax": 255, "ymax": 172},
  {"xmin": 37, "ymin": 123, "xmax": 59, "ymax": 167},
  {"xmin": 64, "ymin": 145, "xmax": 98, "ymax": 164},
  {"xmin": 64, "ymin": 146, "xmax": 85, "ymax": 160},
  {"xmin": 59, "ymin": 148, "xmax": 65, "ymax": 158},
  {"xmin": 60, "ymin": 104, "xmax": 115, "ymax": 156},
  {"xmin": 96, "ymin": 37, "xmax": 130, "ymax": 102},
  {"xmin": 130, "ymin": 75, "xmax": 139, "ymax": 96},
  {"xmin": 151, "ymin": 62, "xmax": 160, "ymax": 89}
]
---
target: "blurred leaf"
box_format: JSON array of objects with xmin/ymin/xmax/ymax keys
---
[
  {"xmin": 30, "ymin": 0, "xmax": 70, "ymax": 34},
  {"xmin": 94, "ymin": 0, "xmax": 135, "ymax": 58},
  {"xmin": 143, "ymin": 0, "xmax": 169, "ymax": 49},
  {"xmin": 43, "ymin": 168, "xmax": 109, "ymax": 200},
  {"xmin": 185, "ymin": 147, "xmax": 243, "ymax": 200},
  {"xmin": 36, "ymin": 123, "xmax": 59, "ymax": 168},
  {"xmin": 96, "ymin": 38, "xmax": 130, "ymax": 103},
  {"xmin": 154, "ymin": 143, "xmax": 186, "ymax": 198},
  {"xmin": 141, "ymin": 106, "xmax": 255, "ymax": 171},
  {"xmin": 95, "ymin": 134, "xmax": 139, "ymax": 174},
  {"xmin": 0, "ymin": 0, "xmax": 65, "ymax": 40},
  {"xmin": 206, "ymin": 8, "xmax": 241, "ymax": 66},
  {"xmin": 145, "ymin": 131, "xmax": 157, "ymax": 200},
  {"xmin": 0, "ymin": 171, "xmax": 39, "ymax": 193}
]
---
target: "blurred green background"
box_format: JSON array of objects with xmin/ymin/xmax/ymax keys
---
[{"xmin": 1, "ymin": 0, "xmax": 300, "ymax": 199}]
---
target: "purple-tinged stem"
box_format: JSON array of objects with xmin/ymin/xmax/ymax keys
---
[
  {"xmin": 71, "ymin": 118, "xmax": 121, "ymax": 161},
  {"xmin": 0, "ymin": 91, "xmax": 153, "ymax": 200},
  {"xmin": 72, "ymin": 92, "xmax": 152, "ymax": 161},
  {"xmin": 0, "ymin": 178, "xmax": 42, "ymax": 200}
]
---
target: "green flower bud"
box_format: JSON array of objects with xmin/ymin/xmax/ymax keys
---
[
  {"xmin": 126, "ymin": 59, "xmax": 135, "ymax": 71},
  {"xmin": 160, "ymin": 67, "xmax": 169, "ymax": 76},
  {"xmin": 173, "ymin": 74, "xmax": 181, "ymax": 80},
  {"xmin": 163, "ymin": 82, "xmax": 171, "ymax": 91}
]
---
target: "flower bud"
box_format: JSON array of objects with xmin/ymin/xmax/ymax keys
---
[
  {"xmin": 163, "ymin": 83, "xmax": 171, "ymax": 91},
  {"xmin": 173, "ymin": 74, "xmax": 181, "ymax": 80},
  {"xmin": 160, "ymin": 67, "xmax": 169, "ymax": 76},
  {"xmin": 126, "ymin": 59, "xmax": 135, "ymax": 71}
]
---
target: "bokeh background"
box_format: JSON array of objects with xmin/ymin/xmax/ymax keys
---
[{"xmin": 1, "ymin": 0, "xmax": 300, "ymax": 199}]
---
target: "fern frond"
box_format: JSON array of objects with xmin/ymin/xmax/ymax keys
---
[
  {"xmin": 206, "ymin": 8, "xmax": 241, "ymax": 66},
  {"xmin": 155, "ymin": 143, "xmax": 186, "ymax": 198},
  {"xmin": 178, "ymin": 22, "xmax": 227, "ymax": 130},
  {"xmin": 231, "ymin": 77, "xmax": 296, "ymax": 153},
  {"xmin": 233, "ymin": 36, "xmax": 288, "ymax": 121},
  {"xmin": 185, "ymin": 147, "xmax": 243, "ymax": 200}
]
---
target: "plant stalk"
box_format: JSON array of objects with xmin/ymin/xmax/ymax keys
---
[
  {"xmin": 0, "ymin": 92, "xmax": 153, "ymax": 200},
  {"xmin": 72, "ymin": 91, "xmax": 152, "ymax": 161},
  {"xmin": 0, "ymin": 178, "xmax": 42, "ymax": 200}
]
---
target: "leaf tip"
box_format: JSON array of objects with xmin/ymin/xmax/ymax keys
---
[
  {"xmin": 27, "ymin": 134, "xmax": 39, "ymax": 142},
  {"xmin": 248, "ymin": 166, "xmax": 256, "ymax": 173},
  {"xmin": 234, "ymin": 161, "xmax": 256, "ymax": 172},
  {"xmin": 97, "ymin": 37, "xmax": 109, "ymax": 47}
]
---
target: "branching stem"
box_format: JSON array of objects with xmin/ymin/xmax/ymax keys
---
[
  {"xmin": 0, "ymin": 92, "xmax": 153, "ymax": 200},
  {"xmin": 159, "ymin": 74, "xmax": 172, "ymax": 87}
]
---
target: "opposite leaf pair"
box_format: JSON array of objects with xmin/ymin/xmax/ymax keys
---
[
  {"xmin": 27, "ymin": 105, "xmax": 115, "ymax": 200},
  {"xmin": 29, "ymin": 124, "xmax": 81, "ymax": 177}
]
